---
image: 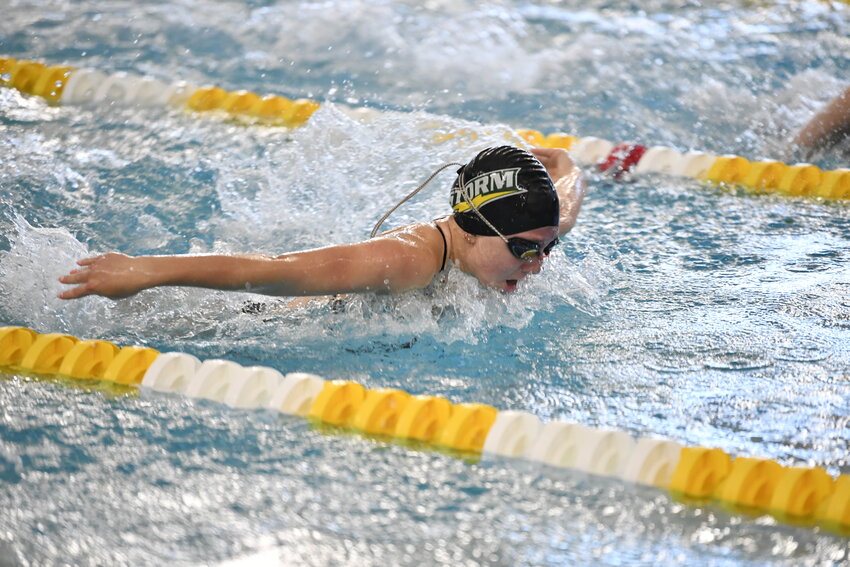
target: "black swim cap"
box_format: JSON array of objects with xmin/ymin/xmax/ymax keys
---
[{"xmin": 451, "ymin": 146, "xmax": 559, "ymax": 236}]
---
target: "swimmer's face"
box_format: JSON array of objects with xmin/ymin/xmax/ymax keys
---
[{"xmin": 468, "ymin": 225, "xmax": 560, "ymax": 293}]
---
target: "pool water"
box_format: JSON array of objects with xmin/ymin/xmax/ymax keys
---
[{"xmin": 1, "ymin": 1, "xmax": 849, "ymax": 565}]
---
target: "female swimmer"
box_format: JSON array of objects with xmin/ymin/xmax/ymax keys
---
[{"xmin": 58, "ymin": 146, "xmax": 585, "ymax": 300}]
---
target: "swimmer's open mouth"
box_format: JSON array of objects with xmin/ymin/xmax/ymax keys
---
[{"xmin": 505, "ymin": 279, "xmax": 518, "ymax": 292}]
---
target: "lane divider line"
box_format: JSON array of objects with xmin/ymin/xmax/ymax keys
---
[
  {"xmin": 1, "ymin": 325, "xmax": 848, "ymax": 535},
  {"xmin": 1, "ymin": 56, "xmax": 847, "ymax": 200}
]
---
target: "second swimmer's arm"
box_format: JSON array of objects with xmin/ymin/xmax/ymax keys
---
[{"xmin": 792, "ymin": 86, "xmax": 850, "ymax": 154}]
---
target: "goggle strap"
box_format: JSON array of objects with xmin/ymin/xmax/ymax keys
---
[
  {"xmin": 455, "ymin": 166, "xmax": 510, "ymax": 244},
  {"xmin": 370, "ymin": 162, "xmax": 464, "ymax": 238}
]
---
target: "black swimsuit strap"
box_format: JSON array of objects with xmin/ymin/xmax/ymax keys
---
[{"xmin": 434, "ymin": 222, "xmax": 448, "ymax": 272}]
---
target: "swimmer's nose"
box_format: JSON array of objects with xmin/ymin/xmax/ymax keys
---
[{"xmin": 521, "ymin": 255, "xmax": 544, "ymax": 274}]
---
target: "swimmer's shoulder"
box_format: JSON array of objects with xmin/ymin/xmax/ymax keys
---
[{"xmin": 373, "ymin": 220, "xmax": 449, "ymax": 277}]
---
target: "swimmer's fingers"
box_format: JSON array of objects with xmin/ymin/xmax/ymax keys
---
[
  {"xmin": 529, "ymin": 147, "xmax": 555, "ymax": 157},
  {"xmin": 62, "ymin": 266, "xmax": 90, "ymax": 276},
  {"xmin": 57, "ymin": 255, "xmax": 104, "ymax": 282},
  {"xmin": 57, "ymin": 254, "xmax": 116, "ymax": 299},
  {"xmin": 57, "ymin": 267, "xmax": 94, "ymax": 299},
  {"xmin": 58, "ymin": 253, "xmax": 146, "ymax": 300},
  {"xmin": 530, "ymin": 147, "xmax": 576, "ymax": 180},
  {"xmin": 530, "ymin": 147, "xmax": 559, "ymax": 168},
  {"xmin": 57, "ymin": 283, "xmax": 96, "ymax": 300},
  {"xmin": 530, "ymin": 147, "xmax": 570, "ymax": 163},
  {"xmin": 58, "ymin": 269, "xmax": 89, "ymax": 285},
  {"xmin": 76, "ymin": 255, "xmax": 108, "ymax": 267}
]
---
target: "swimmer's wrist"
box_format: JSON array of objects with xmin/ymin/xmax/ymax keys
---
[
  {"xmin": 132, "ymin": 256, "xmax": 168, "ymax": 290},
  {"xmin": 133, "ymin": 255, "xmax": 203, "ymax": 290}
]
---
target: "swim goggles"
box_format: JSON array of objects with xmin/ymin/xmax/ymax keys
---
[{"xmin": 506, "ymin": 236, "xmax": 559, "ymax": 261}]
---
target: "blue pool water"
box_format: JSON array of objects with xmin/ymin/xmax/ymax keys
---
[{"xmin": 1, "ymin": 1, "xmax": 849, "ymax": 565}]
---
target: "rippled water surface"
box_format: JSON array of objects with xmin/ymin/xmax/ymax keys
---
[{"xmin": 1, "ymin": 1, "xmax": 849, "ymax": 565}]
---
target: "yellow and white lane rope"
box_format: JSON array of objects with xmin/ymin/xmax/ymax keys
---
[
  {"xmin": 1, "ymin": 326, "xmax": 848, "ymax": 536},
  {"xmin": 515, "ymin": 131, "xmax": 850, "ymax": 200},
  {"xmin": 0, "ymin": 57, "xmax": 320, "ymax": 127},
  {"xmin": 1, "ymin": 56, "xmax": 848, "ymax": 200}
]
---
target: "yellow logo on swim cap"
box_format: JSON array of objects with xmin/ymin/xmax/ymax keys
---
[{"xmin": 451, "ymin": 168, "xmax": 525, "ymax": 213}]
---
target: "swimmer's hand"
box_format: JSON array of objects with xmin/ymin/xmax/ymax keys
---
[
  {"xmin": 58, "ymin": 253, "xmax": 152, "ymax": 300},
  {"xmin": 530, "ymin": 147, "xmax": 576, "ymax": 181}
]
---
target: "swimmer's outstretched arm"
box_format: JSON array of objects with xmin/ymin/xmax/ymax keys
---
[
  {"xmin": 58, "ymin": 231, "xmax": 443, "ymax": 300},
  {"xmin": 530, "ymin": 147, "xmax": 586, "ymax": 236}
]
